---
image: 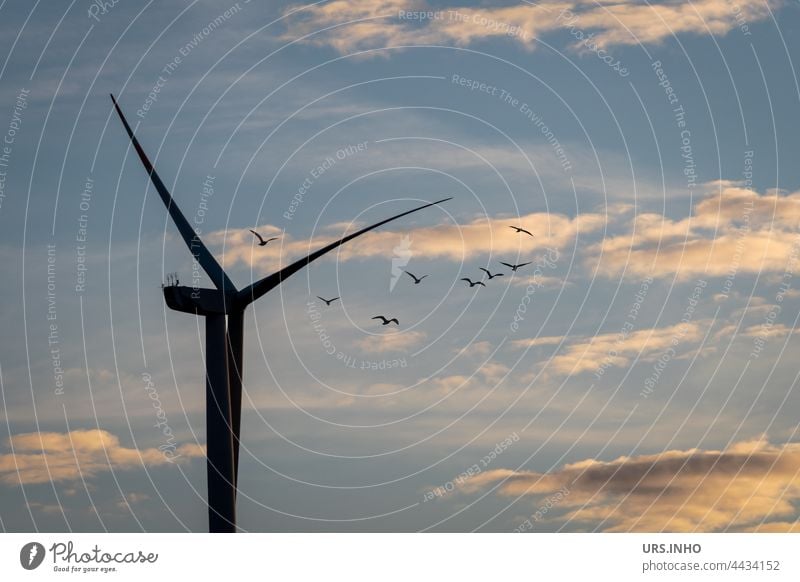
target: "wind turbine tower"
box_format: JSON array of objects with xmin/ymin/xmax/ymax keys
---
[{"xmin": 111, "ymin": 95, "xmax": 449, "ymax": 532}]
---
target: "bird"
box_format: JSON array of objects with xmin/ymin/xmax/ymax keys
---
[
  {"xmin": 404, "ymin": 271, "xmax": 429, "ymax": 285},
  {"xmin": 460, "ymin": 278, "xmax": 486, "ymax": 288},
  {"xmin": 500, "ymin": 261, "xmax": 532, "ymax": 272},
  {"xmin": 317, "ymin": 296, "xmax": 339, "ymax": 306},
  {"xmin": 509, "ymin": 225, "xmax": 534, "ymax": 237},
  {"xmin": 479, "ymin": 267, "xmax": 504, "ymax": 280},
  {"xmin": 372, "ymin": 315, "xmax": 399, "ymax": 326},
  {"xmin": 249, "ymin": 229, "xmax": 279, "ymax": 246}
]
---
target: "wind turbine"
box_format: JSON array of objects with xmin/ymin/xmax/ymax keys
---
[{"xmin": 110, "ymin": 94, "xmax": 450, "ymax": 532}]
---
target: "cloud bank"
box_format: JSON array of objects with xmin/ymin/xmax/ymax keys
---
[
  {"xmin": 592, "ymin": 182, "xmax": 800, "ymax": 280},
  {"xmin": 460, "ymin": 437, "xmax": 800, "ymax": 532}
]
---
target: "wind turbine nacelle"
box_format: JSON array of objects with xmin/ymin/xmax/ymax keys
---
[{"xmin": 163, "ymin": 286, "xmax": 239, "ymax": 315}]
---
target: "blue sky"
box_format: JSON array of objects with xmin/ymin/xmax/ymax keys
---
[{"xmin": 2, "ymin": 0, "xmax": 800, "ymax": 532}]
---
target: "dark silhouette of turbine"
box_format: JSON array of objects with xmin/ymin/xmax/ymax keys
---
[{"xmin": 111, "ymin": 94, "xmax": 449, "ymax": 532}]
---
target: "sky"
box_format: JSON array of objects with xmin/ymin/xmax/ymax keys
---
[{"xmin": 1, "ymin": 0, "xmax": 800, "ymax": 532}]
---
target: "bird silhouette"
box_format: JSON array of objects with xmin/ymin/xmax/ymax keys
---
[
  {"xmin": 460, "ymin": 278, "xmax": 486, "ymax": 288},
  {"xmin": 479, "ymin": 267, "xmax": 504, "ymax": 280},
  {"xmin": 317, "ymin": 296, "xmax": 339, "ymax": 306},
  {"xmin": 509, "ymin": 225, "xmax": 534, "ymax": 237},
  {"xmin": 249, "ymin": 229, "xmax": 279, "ymax": 246},
  {"xmin": 404, "ymin": 271, "xmax": 429, "ymax": 284},
  {"xmin": 372, "ymin": 315, "xmax": 400, "ymax": 326},
  {"xmin": 500, "ymin": 261, "xmax": 532, "ymax": 272}
]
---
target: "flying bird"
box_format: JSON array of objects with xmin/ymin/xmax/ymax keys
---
[
  {"xmin": 249, "ymin": 229, "xmax": 279, "ymax": 246},
  {"xmin": 404, "ymin": 271, "xmax": 429, "ymax": 285},
  {"xmin": 317, "ymin": 296, "xmax": 339, "ymax": 306},
  {"xmin": 509, "ymin": 225, "xmax": 534, "ymax": 237},
  {"xmin": 372, "ymin": 315, "xmax": 400, "ymax": 326},
  {"xmin": 479, "ymin": 267, "xmax": 504, "ymax": 280},
  {"xmin": 500, "ymin": 261, "xmax": 532, "ymax": 272},
  {"xmin": 460, "ymin": 278, "xmax": 486, "ymax": 288}
]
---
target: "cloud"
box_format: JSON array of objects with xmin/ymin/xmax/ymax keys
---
[
  {"xmin": 591, "ymin": 183, "xmax": 800, "ymax": 280},
  {"xmin": 214, "ymin": 183, "xmax": 800, "ymax": 287},
  {"xmin": 281, "ymin": 1, "xmax": 778, "ymax": 54},
  {"xmin": 511, "ymin": 335, "xmax": 566, "ymax": 348},
  {"xmin": 0, "ymin": 429, "xmax": 205, "ymax": 486},
  {"xmin": 567, "ymin": 0, "xmax": 777, "ymax": 48},
  {"xmin": 425, "ymin": 359, "xmax": 511, "ymax": 398},
  {"xmin": 509, "ymin": 275, "xmax": 566, "ymax": 289},
  {"xmin": 742, "ymin": 521, "xmax": 800, "ymax": 532},
  {"xmin": 29, "ymin": 502, "xmax": 64, "ymax": 515},
  {"xmin": 512, "ymin": 321, "xmax": 705, "ymax": 377},
  {"xmin": 281, "ymin": 0, "xmax": 551, "ymax": 53},
  {"xmin": 211, "ymin": 210, "xmax": 601, "ymax": 271},
  {"xmin": 355, "ymin": 330, "xmax": 427, "ymax": 353},
  {"xmin": 117, "ymin": 492, "xmax": 151, "ymax": 510},
  {"xmin": 454, "ymin": 340, "xmax": 494, "ymax": 357},
  {"xmin": 741, "ymin": 323, "xmax": 793, "ymax": 340},
  {"xmin": 460, "ymin": 437, "xmax": 800, "ymax": 532}
]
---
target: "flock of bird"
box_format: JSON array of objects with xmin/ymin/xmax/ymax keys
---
[{"xmin": 249, "ymin": 224, "xmax": 536, "ymax": 327}]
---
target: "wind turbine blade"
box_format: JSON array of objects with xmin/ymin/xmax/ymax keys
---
[
  {"xmin": 238, "ymin": 197, "xmax": 452, "ymax": 305},
  {"xmin": 110, "ymin": 94, "xmax": 235, "ymax": 293}
]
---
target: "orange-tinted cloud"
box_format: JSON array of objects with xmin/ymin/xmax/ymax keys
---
[
  {"xmin": 0, "ymin": 429, "xmax": 205, "ymax": 486},
  {"xmin": 282, "ymin": 0, "xmax": 777, "ymax": 54},
  {"xmin": 591, "ymin": 183, "xmax": 800, "ymax": 280},
  {"xmin": 460, "ymin": 437, "xmax": 800, "ymax": 532},
  {"xmin": 210, "ymin": 210, "xmax": 600, "ymax": 271},
  {"xmin": 512, "ymin": 321, "xmax": 705, "ymax": 377}
]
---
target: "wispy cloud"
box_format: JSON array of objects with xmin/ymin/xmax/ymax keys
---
[
  {"xmin": 356, "ymin": 330, "xmax": 427, "ymax": 353},
  {"xmin": 0, "ymin": 429, "xmax": 205, "ymax": 486},
  {"xmin": 512, "ymin": 321, "xmax": 706, "ymax": 378},
  {"xmin": 454, "ymin": 340, "xmax": 494, "ymax": 358},
  {"xmin": 281, "ymin": 0, "xmax": 778, "ymax": 54},
  {"xmin": 211, "ymin": 210, "xmax": 602, "ymax": 271}
]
